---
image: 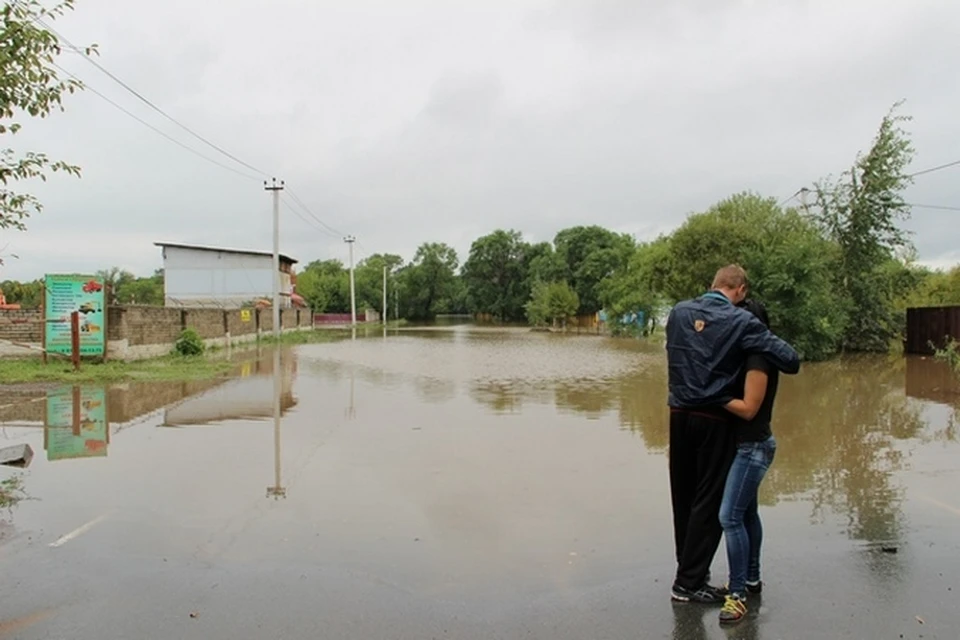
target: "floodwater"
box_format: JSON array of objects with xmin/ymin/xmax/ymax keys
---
[{"xmin": 0, "ymin": 325, "xmax": 958, "ymax": 639}]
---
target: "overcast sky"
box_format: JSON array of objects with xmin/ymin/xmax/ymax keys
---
[{"xmin": 3, "ymin": 0, "xmax": 959, "ymax": 281}]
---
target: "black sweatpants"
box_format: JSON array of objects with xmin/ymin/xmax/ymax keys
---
[{"xmin": 669, "ymin": 408, "xmax": 735, "ymax": 590}]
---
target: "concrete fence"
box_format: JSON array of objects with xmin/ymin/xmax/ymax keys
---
[{"xmin": 1, "ymin": 306, "xmax": 313, "ymax": 360}]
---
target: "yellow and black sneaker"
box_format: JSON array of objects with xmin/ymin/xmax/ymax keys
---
[{"xmin": 718, "ymin": 594, "xmax": 747, "ymax": 624}]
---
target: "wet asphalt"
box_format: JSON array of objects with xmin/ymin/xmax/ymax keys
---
[{"xmin": 0, "ymin": 328, "xmax": 958, "ymax": 639}]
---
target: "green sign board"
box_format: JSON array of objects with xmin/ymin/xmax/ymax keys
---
[
  {"xmin": 45, "ymin": 387, "xmax": 108, "ymax": 461},
  {"xmin": 44, "ymin": 274, "xmax": 106, "ymax": 357}
]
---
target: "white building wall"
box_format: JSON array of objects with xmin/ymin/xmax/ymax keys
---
[{"xmin": 162, "ymin": 246, "xmax": 293, "ymax": 308}]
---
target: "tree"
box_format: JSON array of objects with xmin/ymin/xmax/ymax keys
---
[
  {"xmin": 398, "ymin": 242, "xmax": 459, "ymax": 320},
  {"xmin": 902, "ymin": 265, "xmax": 960, "ymax": 308},
  {"xmin": 814, "ymin": 102, "xmax": 915, "ymax": 352},
  {"xmin": 295, "ymin": 259, "xmax": 350, "ymax": 312},
  {"xmin": 354, "ymin": 253, "xmax": 403, "ymax": 316},
  {"xmin": 554, "ymin": 225, "xmax": 634, "ymax": 315},
  {"xmin": 96, "ymin": 267, "xmax": 135, "ymax": 302},
  {"xmin": 462, "ymin": 229, "xmax": 529, "ymax": 321},
  {"xmin": 114, "ymin": 268, "xmax": 163, "ymax": 305},
  {"xmin": 525, "ymin": 281, "xmax": 579, "ymax": 328},
  {"xmin": 1, "ymin": 1, "xmax": 95, "ymax": 233},
  {"xmin": 605, "ymin": 192, "xmax": 846, "ymax": 360},
  {"xmin": 0, "ymin": 277, "xmax": 41, "ymax": 306},
  {"xmin": 524, "ymin": 241, "xmax": 565, "ymax": 289},
  {"xmin": 599, "ymin": 236, "xmax": 672, "ymax": 335}
]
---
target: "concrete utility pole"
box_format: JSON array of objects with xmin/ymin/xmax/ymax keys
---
[
  {"xmin": 264, "ymin": 178, "xmax": 285, "ymax": 340},
  {"xmin": 344, "ymin": 235, "xmax": 357, "ymax": 327},
  {"xmin": 382, "ymin": 265, "xmax": 388, "ymax": 325}
]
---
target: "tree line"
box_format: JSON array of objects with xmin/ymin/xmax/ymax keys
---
[{"xmin": 3, "ymin": 104, "xmax": 959, "ymax": 359}]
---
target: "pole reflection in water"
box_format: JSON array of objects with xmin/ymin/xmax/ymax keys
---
[
  {"xmin": 266, "ymin": 348, "xmax": 286, "ymax": 499},
  {"xmin": 345, "ymin": 367, "xmax": 356, "ymax": 421}
]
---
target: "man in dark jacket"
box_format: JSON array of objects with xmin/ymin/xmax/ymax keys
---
[{"xmin": 666, "ymin": 265, "xmax": 800, "ymax": 604}]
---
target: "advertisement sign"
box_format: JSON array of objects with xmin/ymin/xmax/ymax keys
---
[
  {"xmin": 44, "ymin": 387, "xmax": 109, "ymax": 461},
  {"xmin": 44, "ymin": 274, "xmax": 106, "ymax": 356}
]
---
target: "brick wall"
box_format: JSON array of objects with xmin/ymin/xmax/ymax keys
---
[
  {"xmin": 114, "ymin": 306, "xmax": 183, "ymax": 346},
  {"xmin": 183, "ymin": 309, "xmax": 226, "ymax": 340},
  {"xmin": 3, "ymin": 305, "xmax": 313, "ymax": 360},
  {"xmin": 226, "ymin": 309, "xmax": 258, "ymax": 336},
  {"xmin": 0, "ymin": 309, "xmax": 43, "ymax": 342}
]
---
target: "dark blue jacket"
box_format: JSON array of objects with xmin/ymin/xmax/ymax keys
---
[{"xmin": 666, "ymin": 292, "xmax": 800, "ymax": 409}]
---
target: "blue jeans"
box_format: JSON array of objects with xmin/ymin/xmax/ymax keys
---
[{"xmin": 719, "ymin": 436, "xmax": 776, "ymax": 596}]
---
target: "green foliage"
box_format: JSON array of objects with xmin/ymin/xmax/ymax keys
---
[
  {"xmin": 0, "ymin": 354, "xmax": 234, "ymax": 383},
  {"xmin": 599, "ymin": 236, "xmax": 672, "ymax": 334},
  {"xmin": 604, "ymin": 192, "xmax": 846, "ymax": 360},
  {"xmin": 0, "ymin": 277, "xmax": 41, "ymax": 306},
  {"xmin": 934, "ymin": 338, "xmax": 960, "ymax": 374},
  {"xmin": 554, "ymin": 225, "xmax": 634, "ymax": 315},
  {"xmin": 462, "ymin": 229, "xmax": 530, "ymax": 321},
  {"xmin": 525, "ymin": 281, "xmax": 579, "ymax": 328},
  {"xmin": 902, "ymin": 265, "xmax": 960, "ymax": 308},
  {"xmin": 296, "ymin": 259, "xmax": 350, "ymax": 312},
  {"xmin": 0, "ymin": 0, "xmax": 95, "ymax": 233},
  {"xmin": 0, "ymin": 474, "xmax": 26, "ymax": 510},
  {"xmin": 114, "ymin": 269, "xmax": 164, "ymax": 305},
  {"xmin": 397, "ymin": 242, "xmax": 459, "ymax": 320},
  {"xmin": 353, "ymin": 253, "xmax": 403, "ymax": 316},
  {"xmin": 813, "ymin": 102, "xmax": 916, "ymax": 352},
  {"xmin": 174, "ymin": 328, "xmax": 205, "ymax": 356}
]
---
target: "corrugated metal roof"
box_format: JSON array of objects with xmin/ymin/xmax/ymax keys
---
[{"xmin": 154, "ymin": 242, "xmax": 298, "ymax": 264}]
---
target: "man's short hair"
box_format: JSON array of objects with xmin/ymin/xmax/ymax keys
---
[{"xmin": 711, "ymin": 264, "xmax": 748, "ymax": 290}]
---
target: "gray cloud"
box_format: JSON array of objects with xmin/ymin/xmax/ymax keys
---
[{"xmin": 2, "ymin": 0, "xmax": 958, "ymax": 281}]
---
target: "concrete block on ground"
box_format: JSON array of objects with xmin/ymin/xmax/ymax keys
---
[{"xmin": 0, "ymin": 443, "xmax": 34, "ymax": 468}]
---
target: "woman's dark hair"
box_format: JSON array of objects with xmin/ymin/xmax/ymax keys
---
[{"xmin": 738, "ymin": 298, "xmax": 770, "ymax": 328}]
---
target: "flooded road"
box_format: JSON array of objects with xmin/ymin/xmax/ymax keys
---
[{"xmin": 1, "ymin": 326, "xmax": 958, "ymax": 639}]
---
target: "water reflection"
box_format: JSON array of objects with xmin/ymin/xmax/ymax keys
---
[
  {"xmin": 43, "ymin": 386, "xmax": 109, "ymax": 461},
  {"xmin": 267, "ymin": 348, "xmax": 286, "ymax": 499},
  {"xmin": 161, "ymin": 349, "xmax": 298, "ymax": 426},
  {"xmin": 471, "ymin": 353, "xmax": 936, "ymax": 546},
  {"xmin": 301, "ymin": 331, "xmax": 952, "ymax": 548}
]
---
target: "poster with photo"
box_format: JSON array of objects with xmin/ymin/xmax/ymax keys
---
[{"xmin": 44, "ymin": 274, "xmax": 106, "ymax": 356}]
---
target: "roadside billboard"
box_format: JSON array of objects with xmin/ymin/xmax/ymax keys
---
[{"xmin": 44, "ymin": 274, "xmax": 106, "ymax": 357}]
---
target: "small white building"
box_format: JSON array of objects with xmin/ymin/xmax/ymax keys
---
[{"xmin": 155, "ymin": 242, "xmax": 298, "ymax": 309}]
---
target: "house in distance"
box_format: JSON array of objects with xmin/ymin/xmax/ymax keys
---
[{"xmin": 154, "ymin": 242, "xmax": 303, "ymax": 309}]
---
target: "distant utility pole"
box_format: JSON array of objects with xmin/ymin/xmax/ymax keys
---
[
  {"xmin": 394, "ymin": 281, "xmax": 399, "ymax": 321},
  {"xmin": 382, "ymin": 265, "xmax": 388, "ymax": 325},
  {"xmin": 344, "ymin": 235, "xmax": 356, "ymax": 327},
  {"xmin": 264, "ymin": 178, "xmax": 285, "ymax": 340},
  {"xmin": 799, "ymin": 186, "xmax": 811, "ymax": 214}
]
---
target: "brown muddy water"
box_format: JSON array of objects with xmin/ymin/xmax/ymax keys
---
[{"xmin": 0, "ymin": 325, "xmax": 958, "ymax": 640}]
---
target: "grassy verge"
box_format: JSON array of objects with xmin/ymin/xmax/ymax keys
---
[
  {"xmin": 0, "ymin": 328, "xmax": 369, "ymax": 384},
  {"xmin": 0, "ymin": 355, "xmax": 235, "ymax": 384},
  {"xmin": 0, "ymin": 475, "xmax": 27, "ymax": 510},
  {"xmin": 253, "ymin": 327, "xmax": 353, "ymax": 346},
  {"xmin": 934, "ymin": 338, "xmax": 960, "ymax": 373}
]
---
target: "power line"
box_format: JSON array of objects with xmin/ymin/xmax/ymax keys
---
[
  {"xmin": 281, "ymin": 198, "xmax": 340, "ymax": 239},
  {"xmin": 284, "ymin": 187, "xmax": 346, "ymax": 238},
  {"xmin": 38, "ymin": 16, "xmax": 271, "ymax": 179},
  {"xmin": 909, "ymin": 159, "xmax": 960, "ymax": 178},
  {"xmin": 908, "ymin": 203, "xmax": 960, "ymax": 212},
  {"xmin": 52, "ymin": 63, "xmax": 261, "ymax": 181}
]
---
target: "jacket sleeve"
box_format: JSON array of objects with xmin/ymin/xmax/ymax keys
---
[{"xmin": 739, "ymin": 314, "xmax": 801, "ymax": 374}]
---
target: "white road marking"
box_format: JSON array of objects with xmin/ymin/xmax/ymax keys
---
[
  {"xmin": 918, "ymin": 495, "xmax": 960, "ymax": 517},
  {"xmin": 48, "ymin": 515, "xmax": 107, "ymax": 548}
]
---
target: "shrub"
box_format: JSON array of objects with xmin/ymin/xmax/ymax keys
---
[
  {"xmin": 934, "ymin": 338, "xmax": 960, "ymax": 374},
  {"xmin": 174, "ymin": 328, "xmax": 205, "ymax": 356}
]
